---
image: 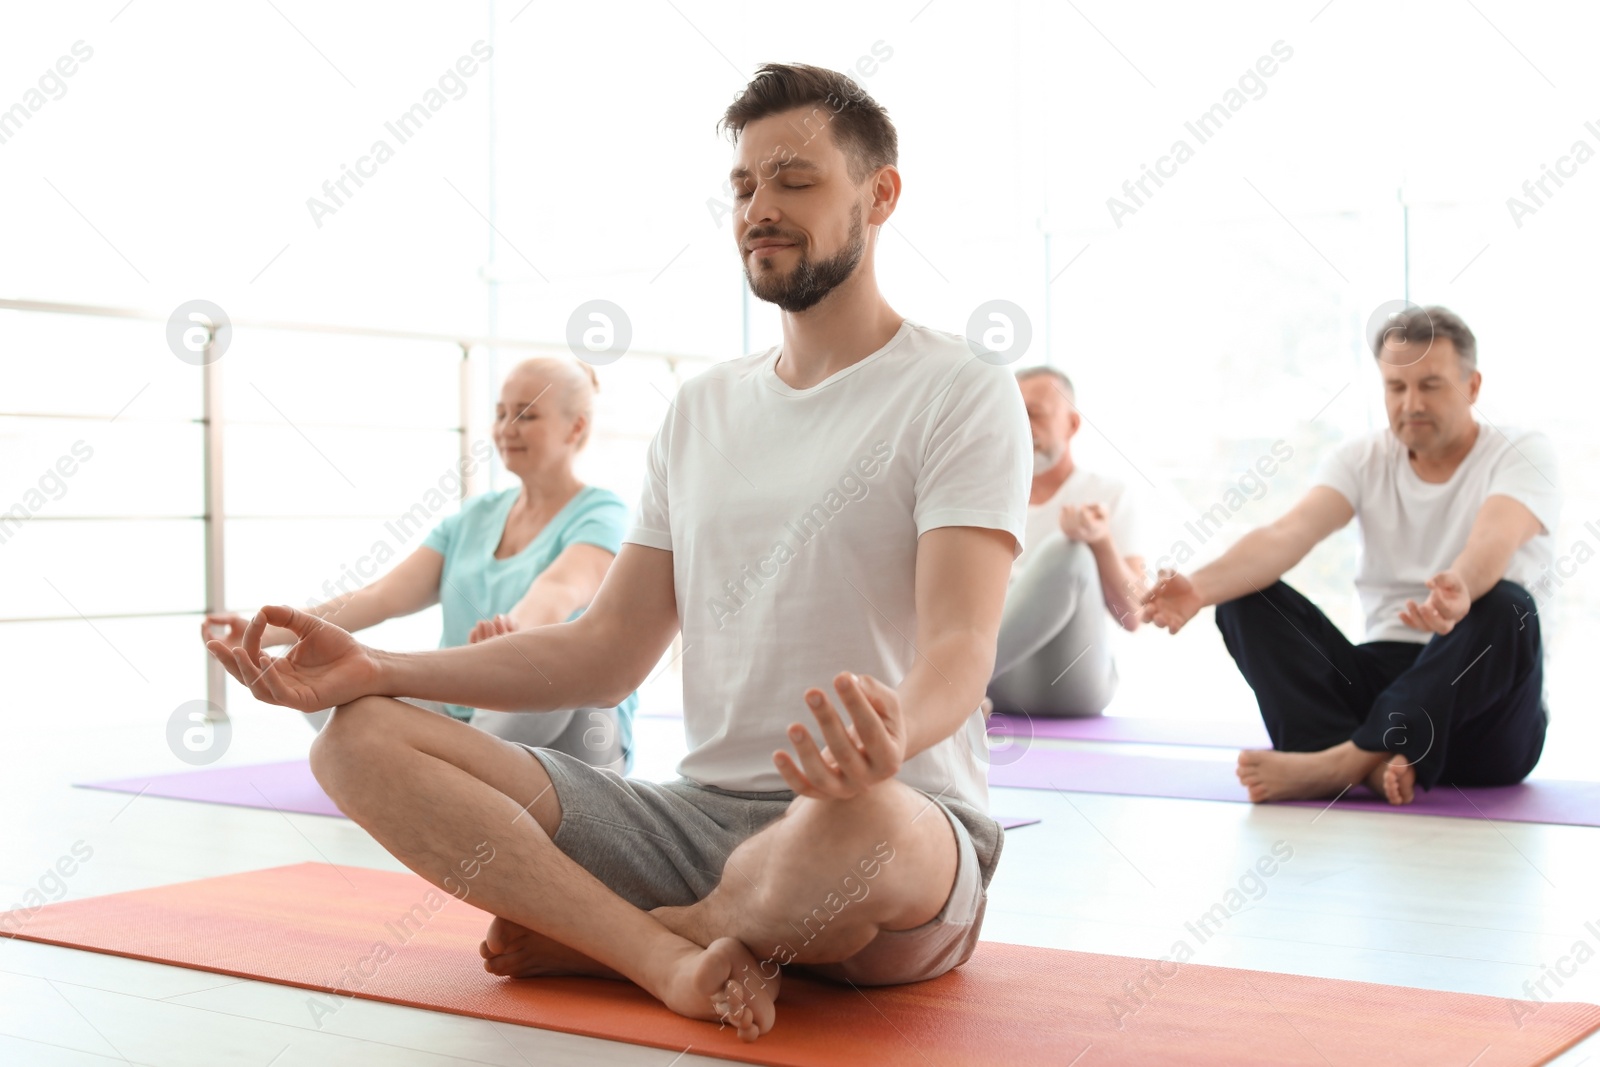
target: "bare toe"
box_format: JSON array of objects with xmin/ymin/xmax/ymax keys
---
[
  {"xmin": 663, "ymin": 936, "xmax": 777, "ymax": 1042},
  {"xmin": 1383, "ymin": 756, "xmax": 1415, "ymax": 806}
]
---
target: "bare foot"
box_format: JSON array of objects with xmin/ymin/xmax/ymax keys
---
[
  {"xmin": 479, "ymin": 915, "xmax": 623, "ymax": 980},
  {"xmin": 653, "ymin": 936, "xmax": 779, "ymax": 1042},
  {"xmin": 1381, "ymin": 754, "xmax": 1415, "ymax": 805},
  {"xmin": 651, "ymin": 902, "xmax": 708, "ymax": 944},
  {"xmin": 483, "ymin": 910, "xmax": 778, "ymax": 1039},
  {"xmin": 1235, "ymin": 742, "xmax": 1388, "ymax": 803},
  {"xmin": 980, "ymin": 697, "xmax": 994, "ymax": 719},
  {"xmin": 1358, "ymin": 753, "xmax": 1414, "ymax": 805}
]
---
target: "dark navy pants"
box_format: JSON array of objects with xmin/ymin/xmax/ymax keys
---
[{"xmin": 1214, "ymin": 580, "xmax": 1547, "ymax": 791}]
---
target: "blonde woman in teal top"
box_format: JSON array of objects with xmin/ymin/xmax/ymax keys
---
[{"xmin": 203, "ymin": 357, "xmax": 638, "ymax": 772}]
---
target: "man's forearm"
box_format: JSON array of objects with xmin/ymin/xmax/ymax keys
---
[
  {"xmin": 375, "ymin": 614, "xmax": 632, "ymax": 713},
  {"xmin": 1089, "ymin": 536, "xmax": 1142, "ymax": 629},
  {"xmin": 1447, "ymin": 499, "xmax": 1537, "ymax": 601},
  {"xmin": 1446, "ymin": 547, "xmax": 1503, "ymax": 602},
  {"xmin": 901, "ymin": 629, "xmax": 994, "ymax": 762},
  {"xmin": 1189, "ymin": 525, "xmax": 1307, "ymax": 607}
]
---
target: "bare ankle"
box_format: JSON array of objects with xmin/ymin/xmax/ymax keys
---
[
  {"xmin": 652, "ymin": 902, "xmax": 712, "ymax": 947},
  {"xmin": 1330, "ymin": 741, "xmax": 1384, "ymax": 777}
]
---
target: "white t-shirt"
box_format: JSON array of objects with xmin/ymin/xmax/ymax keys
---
[
  {"xmin": 1313, "ymin": 425, "xmax": 1562, "ymax": 644},
  {"xmin": 624, "ymin": 318, "xmax": 1032, "ymax": 808},
  {"xmin": 1012, "ymin": 468, "xmax": 1149, "ymax": 585}
]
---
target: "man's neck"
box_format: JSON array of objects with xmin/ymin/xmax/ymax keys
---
[
  {"xmin": 772, "ymin": 273, "xmax": 902, "ymax": 390},
  {"xmin": 1030, "ymin": 455, "xmax": 1075, "ymax": 505},
  {"xmin": 1408, "ymin": 420, "xmax": 1480, "ymax": 483}
]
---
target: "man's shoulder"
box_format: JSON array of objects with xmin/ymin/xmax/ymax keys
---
[
  {"xmin": 648, "ymin": 351, "xmax": 773, "ymax": 432},
  {"xmin": 1476, "ymin": 425, "xmax": 1560, "ymax": 486},
  {"xmin": 900, "ymin": 319, "xmax": 971, "ymax": 358},
  {"xmin": 1331, "ymin": 428, "xmax": 1397, "ymax": 467},
  {"xmin": 893, "ymin": 321, "xmax": 1034, "ymax": 431},
  {"xmin": 1480, "ymin": 424, "xmax": 1551, "ymax": 455},
  {"xmin": 899, "ymin": 320, "xmax": 1012, "ymax": 382},
  {"xmin": 678, "ymin": 349, "xmax": 772, "ymax": 396}
]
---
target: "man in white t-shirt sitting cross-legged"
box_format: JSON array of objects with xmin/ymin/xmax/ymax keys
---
[
  {"xmin": 205, "ymin": 62, "xmax": 1031, "ymax": 1042},
  {"xmin": 983, "ymin": 366, "xmax": 1149, "ymax": 720},
  {"xmin": 1140, "ymin": 306, "xmax": 1560, "ymax": 805}
]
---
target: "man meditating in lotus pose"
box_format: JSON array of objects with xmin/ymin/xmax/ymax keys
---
[
  {"xmin": 984, "ymin": 366, "xmax": 1151, "ymax": 720},
  {"xmin": 1139, "ymin": 306, "xmax": 1560, "ymax": 805},
  {"xmin": 206, "ymin": 62, "xmax": 1029, "ymax": 1042}
]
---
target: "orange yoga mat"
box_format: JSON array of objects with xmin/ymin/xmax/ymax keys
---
[{"xmin": 5, "ymin": 862, "xmax": 1597, "ymax": 1067}]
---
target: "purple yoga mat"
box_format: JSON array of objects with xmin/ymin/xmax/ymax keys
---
[
  {"xmin": 986, "ymin": 714, "xmax": 1270, "ymax": 749},
  {"xmin": 648, "ymin": 709, "xmax": 1273, "ymax": 749},
  {"xmin": 78, "ymin": 760, "xmax": 1041, "ymax": 829},
  {"xmin": 78, "ymin": 759, "xmax": 344, "ymax": 817},
  {"xmin": 651, "ymin": 709, "xmax": 1272, "ymax": 749},
  {"xmin": 987, "ymin": 747, "xmax": 1600, "ymax": 826}
]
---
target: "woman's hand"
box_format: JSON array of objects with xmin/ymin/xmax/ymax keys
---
[
  {"xmin": 205, "ymin": 605, "xmax": 382, "ymax": 713},
  {"xmin": 468, "ymin": 614, "xmax": 521, "ymax": 644}
]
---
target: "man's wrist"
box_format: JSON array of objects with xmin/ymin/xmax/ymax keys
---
[
  {"xmin": 1442, "ymin": 565, "xmax": 1477, "ymax": 600},
  {"xmin": 370, "ymin": 648, "xmax": 408, "ymax": 698}
]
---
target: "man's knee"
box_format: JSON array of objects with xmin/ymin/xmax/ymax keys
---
[
  {"xmin": 1022, "ymin": 534, "xmax": 1096, "ymax": 585},
  {"xmin": 772, "ymin": 785, "xmax": 945, "ymax": 898},
  {"xmin": 308, "ymin": 696, "xmax": 398, "ymax": 777},
  {"xmin": 782, "ymin": 779, "xmax": 925, "ymax": 836},
  {"xmin": 320, "ymin": 695, "xmax": 393, "ymax": 736},
  {"xmin": 1214, "ymin": 580, "xmax": 1291, "ymax": 632},
  {"xmin": 1467, "ymin": 581, "xmax": 1536, "ymax": 636},
  {"xmin": 1054, "ymin": 536, "xmax": 1100, "ymax": 585},
  {"xmin": 748, "ymin": 786, "xmax": 915, "ymax": 889},
  {"xmin": 738, "ymin": 794, "xmax": 922, "ymax": 963}
]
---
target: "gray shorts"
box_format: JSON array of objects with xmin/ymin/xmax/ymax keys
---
[
  {"xmin": 523, "ymin": 747, "xmax": 1003, "ymax": 987},
  {"xmin": 306, "ymin": 700, "xmax": 629, "ymax": 773}
]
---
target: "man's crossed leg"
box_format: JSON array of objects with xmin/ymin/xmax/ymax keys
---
[{"xmin": 309, "ymin": 691, "xmax": 978, "ymax": 1042}]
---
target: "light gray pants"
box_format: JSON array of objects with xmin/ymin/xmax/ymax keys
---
[
  {"xmin": 303, "ymin": 699, "xmax": 627, "ymax": 773},
  {"xmin": 986, "ymin": 535, "xmax": 1118, "ymax": 718}
]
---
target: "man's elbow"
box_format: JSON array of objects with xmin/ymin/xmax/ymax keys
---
[
  {"xmin": 940, "ymin": 625, "xmax": 1003, "ymax": 691},
  {"xmin": 595, "ymin": 666, "xmax": 641, "ymax": 710},
  {"xmin": 567, "ymin": 614, "xmax": 654, "ymax": 709}
]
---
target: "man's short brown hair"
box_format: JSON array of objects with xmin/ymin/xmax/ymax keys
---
[{"xmin": 716, "ymin": 62, "xmax": 897, "ymax": 184}]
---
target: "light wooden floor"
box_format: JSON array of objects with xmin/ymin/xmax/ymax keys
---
[{"xmin": 4, "ymin": 645, "xmax": 1598, "ymax": 1065}]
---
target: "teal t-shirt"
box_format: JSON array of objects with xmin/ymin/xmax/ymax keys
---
[{"xmin": 420, "ymin": 485, "xmax": 639, "ymax": 758}]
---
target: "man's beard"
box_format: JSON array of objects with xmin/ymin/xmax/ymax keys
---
[
  {"xmin": 1032, "ymin": 441, "xmax": 1063, "ymax": 475},
  {"xmin": 744, "ymin": 204, "xmax": 865, "ymax": 313}
]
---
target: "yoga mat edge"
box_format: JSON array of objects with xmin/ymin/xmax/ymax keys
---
[{"xmin": 4, "ymin": 863, "xmax": 1596, "ymax": 1067}]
